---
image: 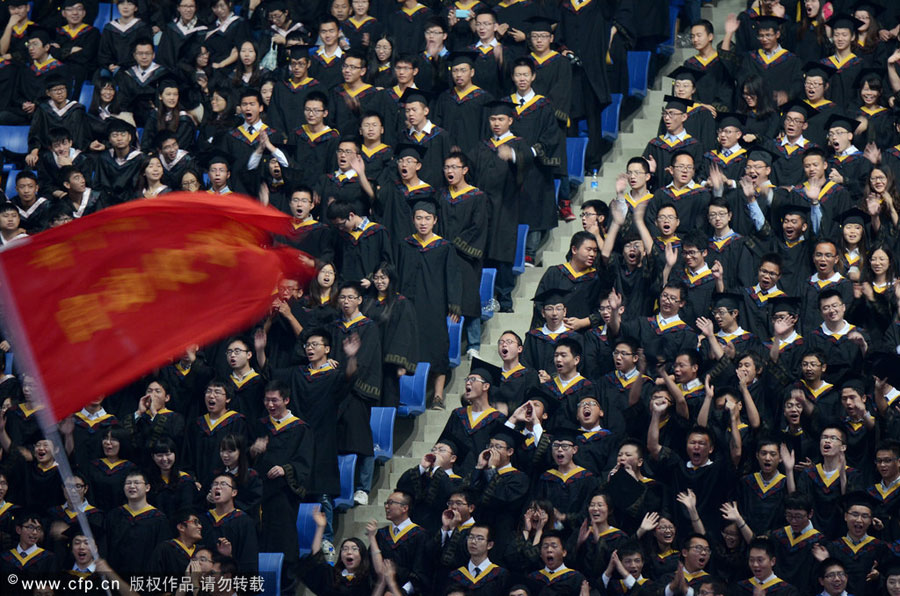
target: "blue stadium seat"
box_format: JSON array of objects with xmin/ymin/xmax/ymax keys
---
[
  {"xmin": 295, "ymin": 503, "xmax": 321, "ymax": 557},
  {"xmin": 258, "ymin": 552, "xmax": 283, "ymax": 596},
  {"xmin": 447, "ymin": 316, "xmax": 464, "ymax": 368},
  {"xmin": 512, "ymin": 224, "xmax": 529, "ymax": 275},
  {"xmin": 111, "ymin": 3, "xmax": 120, "ymax": 20},
  {"xmin": 0, "ymin": 126, "xmax": 30, "ymax": 157},
  {"xmin": 5, "ymin": 170, "xmax": 21, "ymax": 198},
  {"xmin": 79, "ymin": 83, "xmax": 94, "ymax": 107},
  {"xmin": 601, "ymin": 93, "xmax": 623, "ymax": 142},
  {"xmin": 398, "ymin": 362, "xmax": 430, "ymax": 417},
  {"xmin": 94, "ymin": 3, "xmax": 113, "ymax": 30},
  {"xmin": 4, "ymin": 353, "xmax": 13, "ymax": 376},
  {"xmin": 627, "ymin": 52, "xmax": 651, "ymax": 99},
  {"xmin": 659, "ymin": 3, "xmax": 681, "ymax": 56},
  {"xmin": 370, "ymin": 406, "xmax": 396, "ymax": 462},
  {"xmin": 480, "ymin": 268, "xmax": 497, "ymax": 321},
  {"xmin": 577, "ymin": 119, "xmax": 588, "ymax": 137},
  {"xmin": 566, "ymin": 137, "xmax": 588, "ymax": 184},
  {"xmin": 333, "ymin": 454, "xmax": 358, "ymax": 511},
  {"xmin": 554, "ymin": 179, "xmax": 561, "ymax": 201}
]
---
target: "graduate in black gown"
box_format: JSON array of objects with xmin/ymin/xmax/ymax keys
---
[
  {"xmin": 326, "ymin": 199, "xmax": 393, "ymax": 284},
  {"xmin": 293, "ymin": 91, "xmax": 341, "ymax": 189},
  {"xmin": 432, "ymin": 51, "xmax": 492, "ymax": 154},
  {"xmin": 269, "ymin": 46, "xmax": 323, "ymax": 135},
  {"xmin": 105, "ymin": 470, "xmax": 170, "ymax": 577},
  {"xmin": 26, "ymin": 74, "xmax": 90, "ymax": 158},
  {"xmin": 275, "ymin": 186, "xmax": 336, "ymax": 266},
  {"xmin": 184, "ymin": 380, "xmax": 249, "ymax": 488},
  {"xmin": 471, "ymin": 100, "xmax": 530, "ymax": 311},
  {"xmin": 821, "ymin": 14, "xmax": 865, "ymax": 112},
  {"xmin": 93, "ymin": 118, "xmax": 143, "ymax": 200},
  {"xmin": 201, "ymin": 473, "xmax": 259, "ymax": 573},
  {"xmin": 328, "ymin": 49, "xmax": 383, "ymax": 137},
  {"xmin": 155, "ymin": 0, "xmax": 207, "ymax": 71},
  {"xmin": 399, "ymin": 88, "xmax": 452, "ymax": 187},
  {"xmin": 369, "ymin": 143, "xmax": 434, "ymax": 251},
  {"xmin": 0, "ymin": 512, "xmax": 58, "ymax": 576},
  {"xmin": 149, "ymin": 510, "xmax": 203, "ymax": 576},
  {"xmin": 467, "ymin": 9, "xmax": 511, "ymax": 99}
]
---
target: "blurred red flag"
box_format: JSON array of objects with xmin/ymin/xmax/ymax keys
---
[{"xmin": 0, "ymin": 193, "xmax": 314, "ymax": 422}]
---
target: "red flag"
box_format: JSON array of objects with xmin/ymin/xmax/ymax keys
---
[{"xmin": 0, "ymin": 193, "xmax": 314, "ymax": 422}]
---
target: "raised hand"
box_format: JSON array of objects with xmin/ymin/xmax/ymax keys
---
[
  {"xmin": 724, "ymin": 13, "xmax": 740, "ymax": 35},
  {"xmin": 695, "ymin": 316, "xmax": 715, "ymax": 337},
  {"xmin": 639, "ymin": 512, "xmax": 660, "ymax": 534},
  {"xmin": 664, "ymin": 241, "xmax": 679, "ymax": 268}
]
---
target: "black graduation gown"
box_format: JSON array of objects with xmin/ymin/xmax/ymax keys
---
[
  {"xmin": 555, "ymin": 0, "xmax": 613, "ymax": 111},
  {"xmin": 684, "ymin": 52, "xmax": 734, "ymax": 111},
  {"xmin": 854, "ymin": 104, "xmax": 896, "ymax": 150},
  {"xmin": 342, "ymin": 15, "xmax": 382, "ymax": 52},
  {"xmin": 824, "ymin": 535, "xmax": 888, "ymax": 596},
  {"xmin": 28, "ymin": 100, "xmax": 90, "ymax": 152},
  {"xmin": 253, "ymin": 414, "xmax": 313, "ymax": 561},
  {"xmin": 447, "ymin": 564, "xmax": 510, "ymax": 596},
  {"xmin": 470, "ymin": 135, "xmax": 529, "ymax": 263},
  {"xmin": 768, "ymin": 524, "xmax": 825, "ymax": 593},
  {"xmin": 316, "ymin": 172, "xmax": 369, "ymax": 212},
  {"xmin": 401, "ymin": 124, "xmax": 452, "ymax": 187},
  {"xmin": 738, "ymin": 472, "xmax": 790, "ymax": 535},
  {"xmin": 150, "ymin": 538, "xmax": 196, "ymax": 576},
  {"xmin": 0, "ymin": 546, "xmax": 57, "ymax": 575},
  {"xmin": 720, "ymin": 46, "xmax": 803, "ymax": 104},
  {"xmin": 115, "ymin": 63, "xmax": 171, "ymax": 121},
  {"xmin": 438, "ymin": 185, "xmax": 488, "ymax": 319},
  {"xmin": 267, "ymin": 363, "xmax": 344, "ymax": 496},
  {"xmin": 535, "ymin": 466, "xmax": 599, "ymax": 519},
  {"xmin": 93, "ymin": 149, "xmax": 144, "ymax": 200},
  {"xmin": 505, "ymin": 93, "xmax": 563, "ymax": 231},
  {"xmin": 828, "ymin": 151, "xmax": 871, "ymax": 200},
  {"xmin": 334, "ymin": 220, "xmax": 393, "ymax": 283},
  {"xmin": 360, "ymin": 142, "xmax": 393, "ymax": 185},
  {"xmin": 643, "ymin": 134, "xmax": 705, "ymax": 188},
  {"xmin": 201, "ymin": 508, "xmax": 259, "ymax": 573},
  {"xmin": 799, "ymin": 275, "xmax": 854, "ymax": 334},
  {"xmin": 396, "ymin": 234, "xmax": 461, "ymax": 374},
  {"xmin": 329, "ymin": 83, "xmax": 383, "ymax": 136},
  {"xmin": 202, "ymin": 16, "xmax": 250, "ymax": 66},
  {"xmin": 646, "ymin": 183, "xmax": 711, "ymax": 237},
  {"xmin": 218, "ymin": 124, "xmax": 288, "ymax": 195},
  {"xmin": 806, "ymin": 325, "xmax": 867, "ymax": 387},
  {"xmin": 439, "ymin": 405, "xmax": 507, "ymax": 473},
  {"xmin": 597, "ymin": 371, "xmax": 652, "ymax": 437},
  {"xmin": 493, "ymin": 364, "xmax": 539, "ymax": 412},
  {"xmin": 86, "ymin": 458, "xmax": 138, "ymax": 511},
  {"xmin": 531, "ymin": 51, "xmax": 572, "ymax": 128},
  {"xmin": 106, "ymin": 504, "xmax": 170, "ymax": 575},
  {"xmin": 97, "ymin": 19, "xmax": 153, "ymax": 69},
  {"xmin": 521, "ymin": 328, "xmax": 583, "ymax": 375},
  {"xmin": 69, "ymin": 411, "xmax": 119, "ymax": 474},
  {"xmin": 413, "ymin": 51, "xmax": 450, "ymax": 95},
  {"xmin": 656, "ymin": 106, "xmax": 717, "ymax": 154},
  {"xmin": 768, "ymin": 136, "xmax": 817, "ymax": 187},
  {"xmin": 525, "ymin": 566, "xmax": 588, "ymax": 596},
  {"xmin": 385, "ymin": 4, "xmax": 432, "ymax": 56},
  {"xmin": 538, "ymin": 374, "xmax": 597, "ymax": 433},
  {"xmin": 533, "ymin": 263, "xmax": 606, "ymax": 324},
  {"xmin": 432, "ymin": 86, "xmax": 491, "ymax": 153},
  {"xmin": 292, "ymin": 124, "xmax": 341, "ymax": 188},
  {"xmin": 679, "ymin": 266, "xmax": 718, "ymax": 330},
  {"xmin": 331, "ymin": 315, "xmax": 382, "ymax": 453},
  {"xmin": 159, "ymin": 150, "xmax": 198, "ymax": 188},
  {"xmin": 35, "ymin": 149, "xmax": 94, "ymax": 198},
  {"xmin": 269, "ymin": 76, "xmax": 323, "ymax": 135},
  {"xmin": 468, "ymin": 465, "xmax": 529, "ymax": 566},
  {"xmin": 468, "ymin": 43, "xmax": 510, "ymax": 99},
  {"xmin": 363, "ymin": 294, "xmax": 419, "ymax": 408},
  {"xmin": 184, "ymin": 410, "xmax": 249, "ymax": 487},
  {"xmin": 299, "ymin": 550, "xmax": 374, "ymax": 595},
  {"xmin": 148, "ymin": 470, "xmax": 199, "ymax": 520},
  {"xmin": 654, "ymin": 447, "xmax": 737, "ymax": 536},
  {"xmin": 798, "ymin": 464, "xmax": 863, "ymax": 539},
  {"xmin": 375, "ymin": 522, "xmax": 432, "ymax": 593},
  {"xmin": 156, "ymin": 20, "xmax": 208, "ymax": 71},
  {"xmin": 395, "ymin": 465, "xmax": 463, "ymax": 534},
  {"xmin": 821, "ymin": 54, "xmax": 863, "ymax": 111},
  {"xmin": 276, "ymin": 219, "xmax": 337, "ymax": 267},
  {"xmin": 228, "ymin": 371, "xmax": 266, "ymax": 423},
  {"xmin": 141, "ymin": 112, "xmax": 197, "ymax": 154},
  {"xmin": 700, "ymin": 147, "xmax": 748, "ymax": 188},
  {"xmin": 54, "ymin": 23, "xmax": 99, "ymax": 87},
  {"xmin": 308, "ymin": 50, "xmax": 344, "ymax": 91}
]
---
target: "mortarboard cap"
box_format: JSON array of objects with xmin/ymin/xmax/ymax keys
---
[
  {"xmin": 854, "ymin": 67, "xmax": 884, "ymax": 90},
  {"xmin": 44, "ymin": 73, "xmax": 68, "ymax": 91},
  {"xmin": 469, "ymin": 357, "xmax": 501, "ymax": 386},
  {"xmin": 550, "ymin": 426, "xmax": 580, "ymax": 445},
  {"xmin": 449, "ymin": 50, "xmax": 477, "ymax": 67},
  {"xmin": 106, "ymin": 117, "xmax": 135, "ymax": 137},
  {"xmin": 752, "ymin": 14, "xmax": 787, "ymax": 30},
  {"xmin": 747, "ymin": 145, "xmax": 777, "ymax": 165},
  {"xmin": 62, "ymin": 0, "xmax": 86, "ymax": 7},
  {"xmin": 839, "ymin": 490, "xmax": 878, "ymax": 512},
  {"xmin": 265, "ymin": 0, "xmax": 288, "ymax": 12},
  {"xmin": 663, "ymin": 95, "xmax": 691, "ymax": 113},
  {"xmin": 434, "ymin": 436, "xmax": 459, "ymax": 454},
  {"xmin": 716, "ymin": 112, "xmax": 747, "ymax": 130},
  {"xmin": 851, "ymin": 1, "xmax": 885, "ymax": 17},
  {"xmin": 824, "ymin": 113, "xmax": 860, "ymax": 133},
  {"xmin": 8, "ymin": 0, "xmax": 29, "ymax": 6},
  {"xmin": 781, "ymin": 100, "xmax": 818, "ymax": 120},
  {"xmin": 527, "ymin": 390, "xmax": 555, "ymax": 413},
  {"xmin": 205, "ymin": 151, "xmax": 233, "ymax": 169},
  {"xmin": 486, "ymin": 100, "xmax": 515, "ymax": 117},
  {"xmin": 775, "ymin": 202, "xmax": 811, "ymax": 222},
  {"xmin": 399, "ymin": 88, "xmax": 431, "ymax": 106},
  {"xmin": 531, "ymin": 287, "xmax": 571, "ymax": 307},
  {"xmin": 525, "ymin": 15, "xmax": 556, "ymax": 33},
  {"xmin": 667, "ymin": 66, "xmax": 706, "ymax": 84},
  {"xmin": 802, "ymin": 61, "xmax": 837, "ymax": 81},
  {"xmin": 395, "ymin": 143, "xmax": 425, "ymax": 161},
  {"xmin": 826, "ymin": 12, "xmax": 864, "ymax": 30},
  {"xmin": 711, "ymin": 292, "xmax": 742, "ymax": 311},
  {"xmin": 490, "ymin": 426, "xmax": 525, "ymax": 449},
  {"xmin": 834, "ymin": 207, "xmax": 870, "ymax": 227},
  {"xmin": 768, "ymin": 296, "xmax": 801, "ymax": 316},
  {"xmin": 287, "ymin": 45, "xmax": 313, "ymax": 60}
]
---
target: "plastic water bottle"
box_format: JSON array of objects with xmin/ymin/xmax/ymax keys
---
[
  {"xmin": 583, "ymin": 170, "xmax": 603, "ymax": 203},
  {"xmin": 590, "ymin": 170, "xmax": 599, "ymax": 192}
]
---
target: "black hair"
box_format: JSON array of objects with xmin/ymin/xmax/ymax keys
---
[{"xmin": 555, "ymin": 337, "xmax": 582, "ymax": 359}]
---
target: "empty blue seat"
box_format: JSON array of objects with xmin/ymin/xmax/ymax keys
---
[
  {"xmin": 601, "ymin": 93, "xmax": 623, "ymax": 142},
  {"xmin": 627, "ymin": 52, "xmax": 651, "ymax": 99},
  {"xmin": 370, "ymin": 407, "xmax": 396, "ymax": 462},
  {"xmin": 258, "ymin": 552, "xmax": 284, "ymax": 596},
  {"xmin": 333, "ymin": 454, "xmax": 358, "ymax": 511},
  {"xmin": 447, "ymin": 316, "xmax": 464, "ymax": 368},
  {"xmin": 566, "ymin": 137, "xmax": 588, "ymax": 184},
  {"xmin": 111, "ymin": 3, "xmax": 120, "ymax": 20},
  {"xmin": 0, "ymin": 126, "xmax": 30, "ymax": 156},
  {"xmin": 512, "ymin": 224, "xmax": 529, "ymax": 275},
  {"xmin": 4, "ymin": 353, "xmax": 13, "ymax": 376},
  {"xmin": 94, "ymin": 3, "xmax": 112, "ymax": 30},
  {"xmin": 79, "ymin": 83, "xmax": 94, "ymax": 107},
  {"xmin": 5, "ymin": 170, "xmax": 21, "ymax": 198},
  {"xmin": 399, "ymin": 361, "xmax": 430, "ymax": 417},
  {"xmin": 295, "ymin": 503, "xmax": 321, "ymax": 557},
  {"xmin": 553, "ymin": 179, "xmax": 561, "ymax": 201},
  {"xmin": 658, "ymin": 3, "xmax": 680, "ymax": 56},
  {"xmin": 577, "ymin": 119, "xmax": 588, "ymax": 138},
  {"xmin": 480, "ymin": 268, "xmax": 497, "ymax": 321}
]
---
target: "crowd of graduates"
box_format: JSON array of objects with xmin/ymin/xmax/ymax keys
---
[{"xmin": 6, "ymin": 0, "xmax": 900, "ymax": 595}]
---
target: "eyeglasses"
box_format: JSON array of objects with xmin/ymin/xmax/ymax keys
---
[
  {"xmin": 875, "ymin": 457, "xmax": 898, "ymax": 464},
  {"xmin": 21, "ymin": 525, "xmax": 41, "ymax": 532},
  {"xmin": 341, "ymin": 64, "xmax": 363, "ymax": 70},
  {"xmin": 758, "ymin": 268, "xmax": 780, "ymax": 277},
  {"xmin": 672, "ymin": 165, "xmax": 694, "ymax": 172},
  {"xmin": 384, "ymin": 499, "xmax": 405, "ymax": 506},
  {"xmin": 336, "ymin": 149, "xmax": 357, "ymax": 156},
  {"xmin": 447, "ymin": 500, "xmax": 468, "ymax": 507},
  {"xmin": 531, "ymin": 33, "xmax": 551, "ymax": 39},
  {"xmin": 846, "ymin": 511, "xmax": 872, "ymax": 520},
  {"xmin": 820, "ymin": 435, "xmax": 843, "ymax": 443},
  {"xmin": 424, "ymin": 29, "xmax": 444, "ymax": 36},
  {"xmin": 708, "ymin": 211, "xmax": 729, "ymax": 219},
  {"xmin": 497, "ymin": 339, "xmax": 517, "ymax": 346},
  {"xmin": 784, "ymin": 116, "xmax": 805, "ymax": 125},
  {"xmin": 612, "ymin": 350, "xmax": 634, "ymax": 357},
  {"xmin": 443, "ymin": 165, "xmax": 464, "ymax": 170},
  {"xmin": 785, "ymin": 512, "xmax": 808, "ymax": 521},
  {"xmin": 464, "ymin": 376, "xmax": 487, "ymax": 383},
  {"xmin": 682, "ymin": 249, "xmax": 701, "ymax": 257},
  {"xmin": 210, "ymin": 481, "xmax": 234, "ymax": 488},
  {"xmin": 657, "ymin": 215, "xmax": 678, "ymax": 222},
  {"xmin": 124, "ymin": 480, "xmax": 146, "ymax": 486},
  {"xmin": 823, "ymin": 571, "xmax": 847, "ymax": 580},
  {"xmin": 551, "ymin": 442, "xmax": 575, "ymax": 451},
  {"xmin": 661, "ymin": 110, "xmax": 684, "ymax": 118},
  {"xmin": 303, "ymin": 342, "xmax": 324, "ymax": 349},
  {"xmin": 224, "ymin": 349, "xmax": 247, "ymax": 355},
  {"xmin": 467, "ymin": 535, "xmax": 487, "ymax": 542},
  {"xmin": 337, "ymin": 294, "xmax": 360, "ymax": 301},
  {"xmin": 205, "ymin": 388, "xmax": 226, "ymax": 396},
  {"xmin": 688, "ymin": 545, "xmax": 711, "ymax": 554},
  {"xmin": 581, "ymin": 211, "xmax": 598, "ymax": 218},
  {"xmin": 871, "ymin": 175, "xmax": 887, "ymax": 182},
  {"xmin": 304, "ymin": 108, "xmax": 324, "ymax": 114},
  {"xmin": 660, "ymin": 293, "xmax": 681, "ymax": 303}
]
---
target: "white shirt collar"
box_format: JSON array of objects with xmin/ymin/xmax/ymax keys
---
[
  {"xmin": 717, "ymin": 326, "xmax": 747, "ymax": 338},
  {"xmin": 782, "ymin": 134, "xmax": 807, "ymax": 147},
  {"xmin": 494, "ymin": 130, "xmax": 514, "ymax": 141},
  {"xmin": 475, "ymin": 38, "xmax": 498, "ymax": 48},
  {"xmin": 657, "ymin": 313, "xmax": 683, "ymax": 327},
  {"xmin": 617, "ymin": 367, "xmax": 638, "ymax": 380},
  {"xmin": 543, "ymin": 563, "xmax": 569, "ymax": 574},
  {"xmin": 664, "ymin": 129, "xmax": 688, "ymax": 143},
  {"xmin": 410, "ymin": 119, "xmax": 435, "ymax": 135},
  {"xmin": 839, "ymin": 145, "xmax": 860, "ymax": 157},
  {"xmin": 17, "ymin": 543, "xmax": 39, "ymax": 556},
  {"xmin": 336, "ymin": 168, "xmax": 358, "ymax": 179},
  {"xmin": 541, "ymin": 323, "xmax": 566, "ymax": 335},
  {"xmin": 468, "ymin": 557, "xmax": 492, "ymax": 576},
  {"xmin": 811, "ymin": 271, "xmax": 842, "ymax": 284},
  {"xmin": 686, "ymin": 458, "xmax": 713, "ymax": 469},
  {"xmin": 721, "ymin": 142, "xmax": 742, "ymax": 155},
  {"xmin": 763, "ymin": 44, "xmax": 783, "ymax": 58},
  {"xmin": 689, "ymin": 263, "xmax": 710, "ymax": 277},
  {"xmin": 392, "ymin": 517, "xmax": 413, "ymax": 533},
  {"xmin": 680, "ymin": 378, "xmax": 703, "ymax": 391},
  {"xmin": 78, "ymin": 407, "xmax": 107, "ymax": 421},
  {"xmin": 515, "ymin": 89, "xmax": 535, "ymax": 104},
  {"xmin": 753, "ymin": 573, "xmax": 778, "ymax": 586},
  {"xmin": 821, "ymin": 320, "xmax": 851, "ymax": 337}
]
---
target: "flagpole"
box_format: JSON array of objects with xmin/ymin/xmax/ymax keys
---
[{"xmin": 0, "ymin": 255, "xmax": 112, "ymax": 594}]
